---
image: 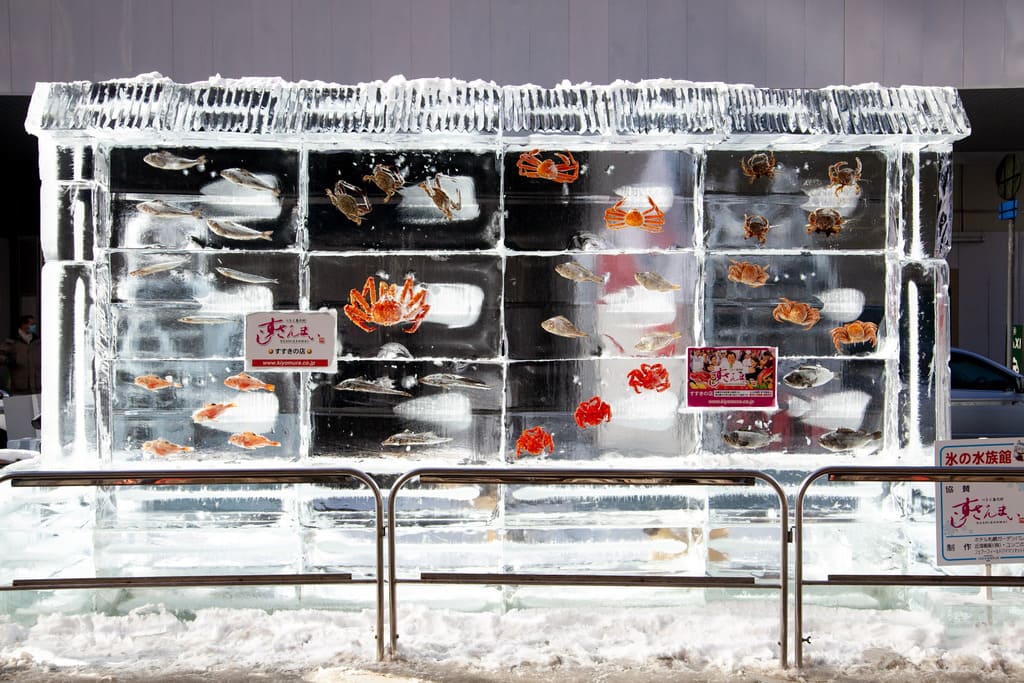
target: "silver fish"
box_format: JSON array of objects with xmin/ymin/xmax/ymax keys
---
[
  {"xmin": 143, "ymin": 151, "xmax": 207, "ymax": 170},
  {"xmin": 634, "ymin": 331, "xmax": 682, "ymax": 352},
  {"xmin": 419, "ymin": 373, "xmax": 491, "ymax": 391},
  {"xmin": 555, "ymin": 261, "xmax": 606, "ymax": 284},
  {"xmin": 220, "ymin": 168, "xmax": 281, "ymax": 197},
  {"xmin": 782, "ymin": 364, "xmax": 835, "ymax": 389},
  {"xmin": 634, "ymin": 271, "xmax": 681, "ymax": 292},
  {"xmin": 382, "ymin": 429, "xmax": 453, "ymax": 447},
  {"xmin": 137, "ymin": 200, "xmax": 202, "ymax": 218},
  {"xmin": 723, "ymin": 430, "xmax": 780, "ymax": 449},
  {"xmin": 129, "ymin": 256, "xmax": 190, "ymax": 277},
  {"xmin": 215, "ymin": 266, "xmax": 278, "ymax": 284},
  {"xmin": 333, "ymin": 377, "xmax": 411, "ymax": 397},
  {"xmin": 377, "ymin": 342, "xmax": 413, "ymax": 360},
  {"xmin": 207, "ymin": 219, "xmax": 274, "ymax": 241},
  {"xmin": 541, "ymin": 315, "xmax": 588, "ymax": 338},
  {"xmin": 818, "ymin": 428, "xmax": 882, "ymax": 452},
  {"xmin": 568, "ymin": 231, "xmax": 607, "ymax": 250},
  {"xmin": 178, "ymin": 315, "xmax": 234, "ymax": 325}
]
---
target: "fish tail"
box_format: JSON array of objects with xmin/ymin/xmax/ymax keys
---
[
  {"xmin": 197, "ymin": 155, "xmax": 208, "ymax": 165},
  {"xmin": 190, "ymin": 208, "xmax": 203, "ymax": 218},
  {"xmin": 264, "ymin": 383, "xmax": 275, "ymax": 392},
  {"xmin": 598, "ymin": 272, "xmax": 610, "ymax": 284},
  {"xmin": 269, "ymin": 440, "xmax": 281, "ymax": 447},
  {"xmin": 273, "ymin": 187, "xmax": 282, "ymax": 198},
  {"xmin": 260, "ymin": 230, "xmax": 274, "ymax": 240},
  {"xmin": 173, "ymin": 382, "xmax": 183, "ymax": 388},
  {"xmin": 871, "ymin": 431, "xmax": 882, "ymax": 439},
  {"xmin": 183, "ymin": 446, "xmax": 194, "ymax": 452}
]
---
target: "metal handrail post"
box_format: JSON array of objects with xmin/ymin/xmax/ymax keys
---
[
  {"xmin": 794, "ymin": 465, "xmax": 1024, "ymax": 668},
  {"xmin": 387, "ymin": 466, "xmax": 788, "ymax": 667},
  {"xmin": 1, "ymin": 467, "xmax": 386, "ymax": 661}
]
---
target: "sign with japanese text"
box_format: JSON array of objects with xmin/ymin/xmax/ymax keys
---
[
  {"xmin": 685, "ymin": 346, "xmax": 777, "ymax": 410},
  {"xmin": 245, "ymin": 310, "xmax": 337, "ymax": 372},
  {"xmin": 935, "ymin": 438, "xmax": 1024, "ymax": 565}
]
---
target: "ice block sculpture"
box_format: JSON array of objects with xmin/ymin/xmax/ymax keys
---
[{"xmin": 18, "ymin": 77, "xmax": 969, "ymax": 596}]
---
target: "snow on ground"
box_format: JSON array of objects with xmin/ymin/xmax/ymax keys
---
[{"xmin": 2, "ymin": 599, "xmax": 1024, "ymax": 682}]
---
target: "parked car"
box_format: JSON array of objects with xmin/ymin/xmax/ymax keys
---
[{"xmin": 950, "ymin": 347, "xmax": 1024, "ymax": 438}]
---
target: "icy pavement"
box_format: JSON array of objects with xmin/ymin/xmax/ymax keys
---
[{"xmin": 2, "ymin": 600, "xmax": 1023, "ymax": 682}]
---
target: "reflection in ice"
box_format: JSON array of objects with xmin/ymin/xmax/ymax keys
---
[
  {"xmin": 817, "ymin": 287, "xmax": 867, "ymax": 320},
  {"xmin": 615, "ymin": 391, "xmax": 679, "ymax": 431},
  {"xmin": 397, "ymin": 175, "xmax": 480, "ymax": 223},
  {"xmin": 421, "ymin": 282, "xmax": 485, "ymax": 328},
  {"xmin": 393, "ymin": 392, "xmax": 473, "ymax": 432},
  {"xmin": 794, "ymin": 389, "xmax": 871, "ymax": 431},
  {"xmin": 192, "ymin": 391, "xmax": 280, "ymax": 434}
]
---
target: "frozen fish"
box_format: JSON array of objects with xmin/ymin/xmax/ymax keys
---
[
  {"xmin": 634, "ymin": 271, "xmax": 681, "ymax": 292},
  {"xmin": 142, "ymin": 438, "xmax": 194, "ymax": 456},
  {"xmin": 136, "ymin": 200, "xmax": 202, "ymax": 218},
  {"xmin": 220, "ymin": 167, "xmax": 281, "ymax": 197},
  {"xmin": 634, "ymin": 331, "xmax": 682, "ymax": 352},
  {"xmin": 818, "ymin": 428, "xmax": 882, "ymax": 452},
  {"xmin": 143, "ymin": 151, "xmax": 207, "ymax": 170},
  {"xmin": 215, "ymin": 266, "xmax": 278, "ymax": 284},
  {"xmin": 782, "ymin": 364, "xmax": 835, "ymax": 389},
  {"xmin": 129, "ymin": 256, "xmax": 189, "ymax": 277},
  {"xmin": 333, "ymin": 377, "xmax": 412, "ymax": 397},
  {"xmin": 419, "ymin": 373, "xmax": 491, "ymax": 391},
  {"xmin": 178, "ymin": 315, "xmax": 234, "ymax": 325},
  {"xmin": 541, "ymin": 315, "xmax": 588, "ymax": 338},
  {"xmin": 377, "ymin": 343, "xmax": 413, "ymax": 360},
  {"xmin": 206, "ymin": 219, "xmax": 274, "ymax": 241},
  {"xmin": 192, "ymin": 402, "xmax": 237, "ymax": 423},
  {"xmin": 555, "ymin": 261, "xmax": 606, "ymax": 284},
  {"xmin": 722, "ymin": 430, "xmax": 780, "ymax": 449},
  {"xmin": 224, "ymin": 372, "xmax": 275, "ymax": 393},
  {"xmin": 133, "ymin": 375, "xmax": 183, "ymax": 391},
  {"xmin": 382, "ymin": 429, "xmax": 453, "ymax": 447},
  {"xmin": 228, "ymin": 431, "xmax": 281, "ymax": 449}
]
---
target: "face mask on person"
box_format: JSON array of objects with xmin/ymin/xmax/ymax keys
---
[{"xmin": 27, "ymin": 324, "xmax": 38, "ymax": 336}]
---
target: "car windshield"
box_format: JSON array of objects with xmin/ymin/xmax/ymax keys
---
[{"xmin": 951, "ymin": 353, "xmax": 1018, "ymax": 391}]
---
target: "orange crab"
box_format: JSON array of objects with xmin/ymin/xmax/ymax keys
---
[
  {"xmin": 574, "ymin": 396, "xmax": 612, "ymax": 429},
  {"xmin": 828, "ymin": 158, "xmax": 863, "ymax": 196},
  {"xmin": 772, "ymin": 297, "xmax": 821, "ymax": 330},
  {"xmin": 343, "ymin": 275, "xmax": 430, "ymax": 334},
  {"xmin": 516, "ymin": 149, "xmax": 580, "ymax": 183},
  {"xmin": 627, "ymin": 363, "xmax": 670, "ymax": 393},
  {"xmin": 727, "ymin": 260, "xmax": 770, "ymax": 288},
  {"xmin": 806, "ymin": 208, "xmax": 844, "ymax": 237},
  {"xmin": 742, "ymin": 214, "xmax": 773, "ymax": 244},
  {"xmin": 831, "ymin": 320, "xmax": 878, "ymax": 354},
  {"xmin": 740, "ymin": 152, "xmax": 777, "ymax": 183},
  {"xmin": 326, "ymin": 180, "xmax": 372, "ymax": 225},
  {"xmin": 515, "ymin": 426, "xmax": 554, "ymax": 458},
  {"xmin": 604, "ymin": 196, "xmax": 665, "ymax": 233}
]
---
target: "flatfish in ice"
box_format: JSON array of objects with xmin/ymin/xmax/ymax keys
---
[
  {"xmin": 137, "ymin": 200, "xmax": 202, "ymax": 218},
  {"xmin": 206, "ymin": 219, "xmax": 274, "ymax": 241},
  {"xmin": 220, "ymin": 167, "xmax": 281, "ymax": 197},
  {"xmin": 818, "ymin": 428, "xmax": 882, "ymax": 452},
  {"xmin": 541, "ymin": 315, "xmax": 588, "ymax": 338},
  {"xmin": 382, "ymin": 429, "xmax": 453, "ymax": 447},
  {"xmin": 634, "ymin": 271, "xmax": 681, "ymax": 292},
  {"xmin": 555, "ymin": 261, "xmax": 607, "ymax": 284},
  {"xmin": 722, "ymin": 430, "xmax": 780, "ymax": 449},
  {"xmin": 334, "ymin": 377, "xmax": 412, "ymax": 397},
  {"xmin": 143, "ymin": 151, "xmax": 207, "ymax": 170},
  {"xmin": 419, "ymin": 373, "xmax": 491, "ymax": 391},
  {"xmin": 782, "ymin": 364, "xmax": 835, "ymax": 389}
]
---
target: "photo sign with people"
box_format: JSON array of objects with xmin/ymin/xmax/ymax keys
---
[{"xmin": 686, "ymin": 346, "xmax": 777, "ymax": 409}]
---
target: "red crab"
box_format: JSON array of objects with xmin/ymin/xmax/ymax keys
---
[
  {"xmin": 516, "ymin": 149, "xmax": 579, "ymax": 183},
  {"xmin": 574, "ymin": 396, "xmax": 612, "ymax": 429},
  {"xmin": 627, "ymin": 363, "xmax": 671, "ymax": 393},
  {"xmin": 343, "ymin": 275, "xmax": 429, "ymax": 334},
  {"xmin": 604, "ymin": 196, "xmax": 665, "ymax": 233},
  {"xmin": 515, "ymin": 426, "xmax": 554, "ymax": 458}
]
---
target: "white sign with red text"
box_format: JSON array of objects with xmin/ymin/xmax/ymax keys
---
[
  {"xmin": 935, "ymin": 438, "xmax": 1024, "ymax": 565},
  {"xmin": 245, "ymin": 310, "xmax": 337, "ymax": 372}
]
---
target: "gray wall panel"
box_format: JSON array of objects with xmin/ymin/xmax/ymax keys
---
[
  {"xmin": 172, "ymin": 0, "xmax": 213, "ymax": 83},
  {"xmin": 370, "ymin": 0, "xmax": 412, "ymax": 81},
  {"xmin": 725, "ymin": 0, "xmax": 765, "ymax": 86},
  {"xmin": 410, "ymin": 0, "xmax": 451, "ymax": 79},
  {"xmin": 491, "ymin": 0, "xmax": 530, "ymax": 85},
  {"xmin": 922, "ymin": 0, "xmax": 963, "ymax": 86},
  {"xmin": 764, "ymin": 0, "xmax": 805, "ymax": 87},
  {"xmin": 92, "ymin": 0, "xmax": 131, "ymax": 81},
  {"xmin": 883, "ymin": 0, "xmax": 924, "ymax": 86},
  {"xmin": 52, "ymin": 0, "xmax": 94, "ymax": 83},
  {"xmin": 609, "ymin": 0, "xmax": 646, "ymax": 80},
  {"xmin": 129, "ymin": 0, "xmax": 173, "ymax": 76},
  {"xmin": 964, "ymin": 0, "xmax": 1005, "ymax": 87},
  {"xmin": 844, "ymin": 0, "xmax": 884, "ymax": 85},
  {"xmin": 330, "ymin": 1, "xmax": 371, "ymax": 84},
  {"xmin": 212, "ymin": 0, "xmax": 254, "ymax": 80},
  {"xmin": 251, "ymin": 0, "xmax": 294, "ymax": 79},
  {"xmin": 530, "ymin": 0, "xmax": 569, "ymax": 87},
  {"xmin": 10, "ymin": 0, "xmax": 51, "ymax": 94},
  {"xmin": 686, "ymin": 0, "xmax": 726, "ymax": 82},
  {"xmin": 1006, "ymin": 0, "xmax": 1024, "ymax": 84},
  {"xmin": 450, "ymin": 0, "xmax": 490, "ymax": 80},
  {"xmin": 568, "ymin": 0, "xmax": 609, "ymax": 83},
  {"xmin": 803, "ymin": 0, "xmax": 843, "ymax": 87},
  {"xmin": 647, "ymin": 0, "xmax": 686, "ymax": 80},
  {"xmin": 0, "ymin": 0, "xmax": 9, "ymax": 93}
]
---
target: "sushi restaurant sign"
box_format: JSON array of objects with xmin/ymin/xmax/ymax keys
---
[
  {"xmin": 935, "ymin": 438, "xmax": 1024, "ymax": 565},
  {"xmin": 245, "ymin": 310, "xmax": 337, "ymax": 372}
]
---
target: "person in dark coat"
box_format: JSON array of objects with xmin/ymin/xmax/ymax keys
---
[{"xmin": 1, "ymin": 315, "xmax": 41, "ymax": 395}]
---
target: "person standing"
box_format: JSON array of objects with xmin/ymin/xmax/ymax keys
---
[{"xmin": 1, "ymin": 315, "xmax": 42, "ymax": 395}]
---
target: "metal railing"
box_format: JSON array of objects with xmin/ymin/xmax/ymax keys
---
[
  {"xmin": 387, "ymin": 467, "xmax": 790, "ymax": 667},
  {"xmin": 0, "ymin": 467, "xmax": 386, "ymax": 660},
  {"xmin": 794, "ymin": 466, "xmax": 1024, "ymax": 668}
]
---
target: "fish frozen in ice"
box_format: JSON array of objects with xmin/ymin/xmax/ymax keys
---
[
  {"xmin": 215, "ymin": 266, "xmax": 279, "ymax": 284},
  {"xmin": 177, "ymin": 315, "xmax": 234, "ymax": 325},
  {"xmin": 722, "ymin": 430, "xmax": 780, "ymax": 449},
  {"xmin": 192, "ymin": 401, "xmax": 237, "ymax": 423},
  {"xmin": 142, "ymin": 438, "xmax": 194, "ymax": 456},
  {"xmin": 224, "ymin": 372, "xmax": 275, "ymax": 393},
  {"xmin": 382, "ymin": 429, "xmax": 453, "ymax": 447},
  {"xmin": 136, "ymin": 200, "xmax": 202, "ymax": 219},
  {"xmin": 419, "ymin": 373, "xmax": 491, "ymax": 391},
  {"xmin": 818, "ymin": 428, "xmax": 882, "ymax": 452},
  {"xmin": 333, "ymin": 377, "xmax": 412, "ymax": 397},
  {"xmin": 376, "ymin": 343, "xmax": 413, "ymax": 360},
  {"xmin": 634, "ymin": 331, "xmax": 682, "ymax": 352},
  {"xmin": 782, "ymin": 364, "xmax": 836, "ymax": 389},
  {"xmin": 541, "ymin": 315, "xmax": 588, "ymax": 338},
  {"xmin": 555, "ymin": 261, "xmax": 607, "ymax": 284},
  {"xmin": 568, "ymin": 231, "xmax": 608, "ymax": 250},
  {"xmin": 228, "ymin": 431, "xmax": 281, "ymax": 449},
  {"xmin": 220, "ymin": 167, "xmax": 281, "ymax": 197},
  {"xmin": 129, "ymin": 256, "xmax": 190, "ymax": 277},
  {"xmin": 206, "ymin": 219, "xmax": 274, "ymax": 241},
  {"xmin": 634, "ymin": 271, "xmax": 682, "ymax": 292},
  {"xmin": 133, "ymin": 375, "xmax": 183, "ymax": 391},
  {"xmin": 143, "ymin": 151, "xmax": 207, "ymax": 170}
]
